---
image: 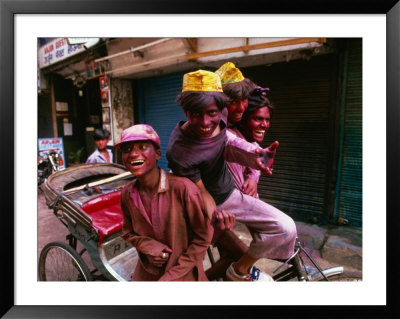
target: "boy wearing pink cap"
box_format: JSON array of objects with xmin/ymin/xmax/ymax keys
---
[{"xmin": 116, "ymin": 124, "xmax": 213, "ymax": 281}]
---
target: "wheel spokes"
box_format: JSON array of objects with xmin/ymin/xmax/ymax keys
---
[{"xmin": 44, "ymin": 247, "xmax": 86, "ymax": 281}]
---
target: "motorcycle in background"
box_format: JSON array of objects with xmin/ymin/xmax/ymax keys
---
[{"xmin": 38, "ymin": 151, "xmax": 63, "ymax": 186}]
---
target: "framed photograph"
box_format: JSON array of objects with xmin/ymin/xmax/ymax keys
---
[
  {"xmin": 99, "ymin": 76, "xmax": 109, "ymax": 89},
  {"xmin": 102, "ymin": 107, "xmax": 110, "ymax": 124},
  {"xmin": 3, "ymin": 0, "xmax": 399, "ymax": 318},
  {"xmin": 101, "ymin": 89, "xmax": 110, "ymax": 107}
]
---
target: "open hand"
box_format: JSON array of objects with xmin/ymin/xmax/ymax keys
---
[{"xmin": 256, "ymin": 141, "xmax": 279, "ymax": 175}]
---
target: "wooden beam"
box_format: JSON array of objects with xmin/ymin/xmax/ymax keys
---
[
  {"xmin": 185, "ymin": 38, "xmax": 197, "ymax": 53},
  {"xmin": 243, "ymin": 38, "xmax": 249, "ymax": 53},
  {"xmin": 50, "ymin": 76, "xmax": 58, "ymax": 137},
  {"xmin": 186, "ymin": 38, "xmax": 327, "ymax": 60}
]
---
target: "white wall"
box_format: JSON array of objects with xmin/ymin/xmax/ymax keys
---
[
  {"xmin": 110, "ymin": 78, "xmax": 135, "ymax": 146},
  {"xmin": 106, "ymin": 37, "xmax": 331, "ymax": 79}
]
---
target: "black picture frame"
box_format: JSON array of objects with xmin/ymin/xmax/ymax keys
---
[
  {"xmin": 1, "ymin": 0, "xmax": 399, "ymax": 317},
  {"xmin": 102, "ymin": 107, "xmax": 110, "ymax": 124}
]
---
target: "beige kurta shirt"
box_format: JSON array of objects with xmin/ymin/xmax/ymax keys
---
[{"xmin": 121, "ymin": 169, "xmax": 213, "ymax": 281}]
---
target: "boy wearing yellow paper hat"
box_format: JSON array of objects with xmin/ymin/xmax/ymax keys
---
[
  {"xmin": 215, "ymin": 62, "xmax": 256, "ymax": 127},
  {"xmin": 216, "ymin": 62, "xmax": 260, "ymax": 198},
  {"xmin": 166, "ymin": 70, "xmax": 297, "ymax": 281}
]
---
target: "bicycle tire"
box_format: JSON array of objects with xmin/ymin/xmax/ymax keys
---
[
  {"xmin": 316, "ymin": 270, "xmax": 362, "ymax": 282},
  {"xmin": 38, "ymin": 241, "xmax": 93, "ymax": 281}
]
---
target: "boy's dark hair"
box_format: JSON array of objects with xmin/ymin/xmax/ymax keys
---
[
  {"xmin": 222, "ymin": 78, "xmax": 257, "ymax": 102},
  {"xmin": 242, "ymin": 88, "xmax": 274, "ymax": 122},
  {"xmin": 94, "ymin": 128, "xmax": 111, "ymax": 141},
  {"xmin": 176, "ymin": 91, "xmax": 230, "ymax": 113}
]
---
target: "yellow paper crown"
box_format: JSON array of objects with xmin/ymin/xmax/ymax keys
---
[
  {"xmin": 182, "ymin": 70, "xmax": 223, "ymax": 92},
  {"xmin": 215, "ymin": 62, "xmax": 245, "ymax": 85}
]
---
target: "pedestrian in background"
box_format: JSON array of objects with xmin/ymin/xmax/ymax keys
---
[{"xmin": 86, "ymin": 128, "xmax": 113, "ymax": 164}]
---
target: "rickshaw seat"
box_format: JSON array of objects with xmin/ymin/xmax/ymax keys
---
[{"xmin": 81, "ymin": 190, "xmax": 123, "ymax": 244}]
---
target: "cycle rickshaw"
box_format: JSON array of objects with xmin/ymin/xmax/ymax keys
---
[{"xmin": 39, "ymin": 163, "xmax": 361, "ymax": 282}]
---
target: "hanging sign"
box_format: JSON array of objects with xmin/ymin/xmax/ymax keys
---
[{"xmin": 38, "ymin": 38, "xmax": 99, "ymax": 69}]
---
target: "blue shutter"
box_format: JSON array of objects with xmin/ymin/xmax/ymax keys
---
[
  {"xmin": 138, "ymin": 72, "xmax": 186, "ymax": 170},
  {"xmin": 334, "ymin": 39, "xmax": 362, "ymax": 226},
  {"xmin": 242, "ymin": 55, "xmax": 336, "ymax": 223}
]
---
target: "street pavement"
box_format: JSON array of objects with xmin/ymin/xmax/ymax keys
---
[{"xmin": 37, "ymin": 189, "xmax": 362, "ymax": 280}]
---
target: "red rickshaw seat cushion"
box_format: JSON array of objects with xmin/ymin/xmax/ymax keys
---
[{"xmin": 81, "ymin": 190, "xmax": 123, "ymax": 244}]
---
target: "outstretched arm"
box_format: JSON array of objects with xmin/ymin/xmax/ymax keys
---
[
  {"xmin": 254, "ymin": 141, "xmax": 279, "ymax": 175},
  {"xmin": 225, "ymin": 130, "xmax": 279, "ymax": 175}
]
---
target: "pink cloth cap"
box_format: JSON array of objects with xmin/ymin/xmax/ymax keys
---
[{"xmin": 115, "ymin": 124, "xmax": 161, "ymax": 148}]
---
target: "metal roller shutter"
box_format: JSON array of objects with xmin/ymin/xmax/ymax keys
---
[
  {"xmin": 136, "ymin": 48, "xmax": 361, "ymax": 226},
  {"xmin": 242, "ymin": 55, "xmax": 338, "ymax": 223},
  {"xmin": 334, "ymin": 39, "xmax": 362, "ymax": 226},
  {"xmin": 137, "ymin": 72, "xmax": 186, "ymax": 170}
]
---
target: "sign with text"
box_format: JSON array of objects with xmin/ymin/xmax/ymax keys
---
[
  {"xmin": 38, "ymin": 38, "xmax": 99, "ymax": 69},
  {"xmin": 38, "ymin": 137, "xmax": 66, "ymax": 169}
]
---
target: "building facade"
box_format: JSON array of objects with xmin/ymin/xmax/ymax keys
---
[{"xmin": 38, "ymin": 37, "xmax": 362, "ymax": 226}]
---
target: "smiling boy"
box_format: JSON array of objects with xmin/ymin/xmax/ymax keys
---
[
  {"xmin": 166, "ymin": 70, "xmax": 297, "ymax": 281},
  {"xmin": 215, "ymin": 62, "xmax": 256, "ymax": 127},
  {"xmin": 227, "ymin": 87, "xmax": 272, "ymax": 198},
  {"xmin": 117, "ymin": 124, "xmax": 213, "ymax": 281},
  {"xmin": 216, "ymin": 62, "xmax": 261, "ymax": 197}
]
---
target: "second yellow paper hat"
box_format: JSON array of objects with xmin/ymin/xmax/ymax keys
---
[
  {"xmin": 215, "ymin": 62, "xmax": 245, "ymax": 85},
  {"xmin": 182, "ymin": 70, "xmax": 223, "ymax": 92}
]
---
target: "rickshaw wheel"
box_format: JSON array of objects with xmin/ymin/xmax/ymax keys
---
[
  {"xmin": 315, "ymin": 270, "xmax": 362, "ymax": 282},
  {"xmin": 39, "ymin": 241, "xmax": 93, "ymax": 281}
]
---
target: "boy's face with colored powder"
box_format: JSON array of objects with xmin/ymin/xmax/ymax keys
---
[
  {"xmin": 121, "ymin": 141, "xmax": 160, "ymax": 177},
  {"xmin": 242, "ymin": 106, "xmax": 271, "ymax": 143},
  {"xmin": 185, "ymin": 103, "xmax": 222, "ymax": 139},
  {"xmin": 227, "ymin": 98, "xmax": 248, "ymax": 123}
]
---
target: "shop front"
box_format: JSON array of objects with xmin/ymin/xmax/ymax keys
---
[
  {"xmin": 38, "ymin": 38, "xmax": 117, "ymax": 166},
  {"xmin": 121, "ymin": 38, "xmax": 362, "ymax": 226},
  {"xmin": 37, "ymin": 37, "xmax": 362, "ymax": 226}
]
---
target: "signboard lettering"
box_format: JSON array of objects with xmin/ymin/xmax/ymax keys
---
[{"xmin": 38, "ymin": 38, "xmax": 99, "ymax": 69}]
